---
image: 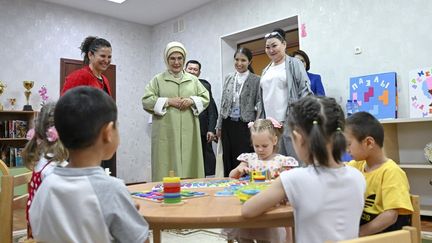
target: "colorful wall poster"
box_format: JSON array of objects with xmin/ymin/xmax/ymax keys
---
[
  {"xmin": 408, "ymin": 67, "xmax": 432, "ymax": 118},
  {"xmin": 349, "ymin": 72, "xmax": 397, "ymax": 119}
]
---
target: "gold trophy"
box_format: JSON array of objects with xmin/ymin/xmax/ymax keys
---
[
  {"xmin": 23, "ymin": 80, "xmax": 34, "ymax": 111},
  {"xmin": 0, "ymin": 81, "xmax": 5, "ymax": 111}
]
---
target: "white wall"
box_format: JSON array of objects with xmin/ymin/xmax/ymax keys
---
[
  {"xmin": 151, "ymin": 0, "xmax": 432, "ymax": 118},
  {"xmin": 2, "ymin": 0, "xmax": 431, "ymax": 183},
  {"xmin": 0, "ymin": 0, "xmax": 152, "ymax": 183}
]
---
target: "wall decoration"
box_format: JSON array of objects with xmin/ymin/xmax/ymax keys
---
[
  {"xmin": 349, "ymin": 72, "xmax": 397, "ymax": 119},
  {"xmin": 300, "ymin": 23, "xmax": 307, "ymax": 38},
  {"xmin": 408, "ymin": 67, "xmax": 432, "ymax": 118}
]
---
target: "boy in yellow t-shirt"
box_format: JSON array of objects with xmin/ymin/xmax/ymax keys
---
[{"xmin": 345, "ymin": 111, "xmax": 413, "ymax": 236}]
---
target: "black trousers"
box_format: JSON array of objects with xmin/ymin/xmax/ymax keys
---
[
  {"xmin": 201, "ymin": 135, "xmax": 216, "ymax": 176},
  {"xmin": 221, "ymin": 118, "xmax": 254, "ymax": 177}
]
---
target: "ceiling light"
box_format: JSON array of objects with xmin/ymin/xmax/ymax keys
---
[{"xmin": 107, "ymin": 0, "xmax": 126, "ymax": 3}]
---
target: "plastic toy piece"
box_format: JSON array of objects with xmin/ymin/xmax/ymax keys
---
[
  {"xmin": 237, "ymin": 189, "xmax": 260, "ymax": 203},
  {"xmin": 251, "ymin": 170, "xmax": 266, "ymax": 183},
  {"xmin": 214, "ymin": 190, "xmax": 234, "ymax": 197},
  {"xmin": 163, "ymin": 173, "xmax": 181, "ymax": 204},
  {"xmin": 131, "ymin": 190, "xmax": 208, "ymax": 203}
]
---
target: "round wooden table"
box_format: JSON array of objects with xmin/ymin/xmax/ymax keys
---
[{"xmin": 128, "ymin": 178, "xmax": 293, "ymax": 243}]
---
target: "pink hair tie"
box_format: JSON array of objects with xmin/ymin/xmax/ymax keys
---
[
  {"xmin": 247, "ymin": 121, "xmax": 254, "ymax": 128},
  {"xmin": 267, "ymin": 117, "xmax": 282, "ymax": 128},
  {"xmin": 46, "ymin": 126, "xmax": 59, "ymax": 142},
  {"xmin": 26, "ymin": 128, "xmax": 35, "ymax": 140}
]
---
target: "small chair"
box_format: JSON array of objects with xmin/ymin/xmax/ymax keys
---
[
  {"xmin": 0, "ymin": 159, "xmax": 33, "ymax": 243},
  {"xmin": 0, "ymin": 159, "xmax": 10, "ymax": 175},
  {"xmin": 410, "ymin": 195, "xmax": 421, "ymax": 243},
  {"xmin": 325, "ymin": 226, "xmax": 417, "ymax": 243}
]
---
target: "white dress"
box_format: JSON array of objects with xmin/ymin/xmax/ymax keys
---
[
  {"xmin": 237, "ymin": 153, "xmax": 298, "ymax": 179},
  {"xmin": 222, "ymin": 153, "xmax": 298, "ymax": 243}
]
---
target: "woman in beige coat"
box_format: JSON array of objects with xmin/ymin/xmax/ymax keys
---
[{"xmin": 142, "ymin": 42, "xmax": 209, "ymax": 181}]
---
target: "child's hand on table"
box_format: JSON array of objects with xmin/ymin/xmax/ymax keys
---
[{"xmin": 237, "ymin": 165, "xmax": 250, "ymax": 176}]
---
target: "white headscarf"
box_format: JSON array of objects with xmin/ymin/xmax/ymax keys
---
[{"xmin": 164, "ymin": 41, "xmax": 187, "ymax": 69}]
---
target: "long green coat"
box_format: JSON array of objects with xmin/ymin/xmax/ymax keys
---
[{"xmin": 142, "ymin": 71, "xmax": 209, "ymax": 181}]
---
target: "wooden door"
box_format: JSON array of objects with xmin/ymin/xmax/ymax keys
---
[{"xmin": 59, "ymin": 58, "xmax": 117, "ymax": 176}]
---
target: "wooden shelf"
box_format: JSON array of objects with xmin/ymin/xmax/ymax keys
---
[
  {"xmin": 0, "ymin": 110, "xmax": 37, "ymax": 114},
  {"xmin": 420, "ymin": 205, "xmax": 432, "ymax": 216},
  {"xmin": 381, "ymin": 120, "xmax": 432, "ymax": 164},
  {"xmin": 379, "ymin": 117, "xmax": 432, "ymax": 124},
  {"xmin": 0, "ymin": 110, "xmax": 37, "ymax": 121},
  {"xmin": 0, "ymin": 138, "xmax": 28, "ymax": 142},
  {"xmin": 0, "ymin": 110, "xmax": 37, "ymax": 168},
  {"xmin": 399, "ymin": 164, "xmax": 432, "ymax": 169},
  {"xmin": 380, "ymin": 118, "xmax": 432, "ymax": 217}
]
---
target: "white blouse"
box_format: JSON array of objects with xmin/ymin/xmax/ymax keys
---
[{"xmin": 260, "ymin": 61, "xmax": 287, "ymax": 122}]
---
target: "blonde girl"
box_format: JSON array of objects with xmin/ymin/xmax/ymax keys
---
[
  {"xmin": 225, "ymin": 117, "xmax": 298, "ymax": 243},
  {"xmin": 229, "ymin": 117, "xmax": 298, "ymax": 179}
]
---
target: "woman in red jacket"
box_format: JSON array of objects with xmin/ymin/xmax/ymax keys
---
[{"xmin": 61, "ymin": 36, "xmax": 112, "ymax": 96}]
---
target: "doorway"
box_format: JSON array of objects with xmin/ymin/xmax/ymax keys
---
[{"xmin": 220, "ymin": 16, "xmax": 299, "ymax": 81}]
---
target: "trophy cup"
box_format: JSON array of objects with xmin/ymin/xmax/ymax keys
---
[
  {"xmin": 0, "ymin": 81, "xmax": 5, "ymax": 111},
  {"xmin": 23, "ymin": 80, "xmax": 34, "ymax": 111}
]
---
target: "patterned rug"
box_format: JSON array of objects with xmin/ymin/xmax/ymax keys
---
[
  {"xmin": 13, "ymin": 230, "xmax": 27, "ymax": 243},
  {"xmin": 14, "ymin": 229, "xmax": 432, "ymax": 242},
  {"xmin": 13, "ymin": 229, "xmax": 226, "ymax": 243},
  {"xmin": 150, "ymin": 229, "xmax": 226, "ymax": 242}
]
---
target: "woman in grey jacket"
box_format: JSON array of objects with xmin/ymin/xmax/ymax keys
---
[
  {"xmin": 259, "ymin": 28, "xmax": 312, "ymax": 161},
  {"xmin": 216, "ymin": 47, "xmax": 260, "ymax": 177}
]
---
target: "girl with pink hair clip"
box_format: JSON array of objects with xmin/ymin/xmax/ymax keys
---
[
  {"xmin": 22, "ymin": 102, "xmax": 69, "ymax": 238},
  {"xmin": 225, "ymin": 117, "xmax": 298, "ymax": 243},
  {"xmin": 229, "ymin": 117, "xmax": 298, "ymax": 180}
]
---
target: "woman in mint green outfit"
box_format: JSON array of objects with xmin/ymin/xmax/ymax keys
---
[{"xmin": 142, "ymin": 42, "xmax": 209, "ymax": 181}]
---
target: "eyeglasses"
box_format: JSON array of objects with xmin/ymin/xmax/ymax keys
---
[{"xmin": 264, "ymin": 31, "xmax": 284, "ymax": 40}]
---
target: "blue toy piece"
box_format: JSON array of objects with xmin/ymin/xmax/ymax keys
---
[
  {"xmin": 241, "ymin": 189, "xmax": 260, "ymax": 195},
  {"xmin": 215, "ymin": 190, "xmax": 234, "ymax": 197}
]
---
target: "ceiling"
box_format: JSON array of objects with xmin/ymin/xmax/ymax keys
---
[{"xmin": 40, "ymin": 0, "xmax": 213, "ymax": 26}]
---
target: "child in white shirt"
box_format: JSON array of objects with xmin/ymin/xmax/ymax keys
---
[{"xmin": 242, "ymin": 96, "xmax": 366, "ymax": 243}]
